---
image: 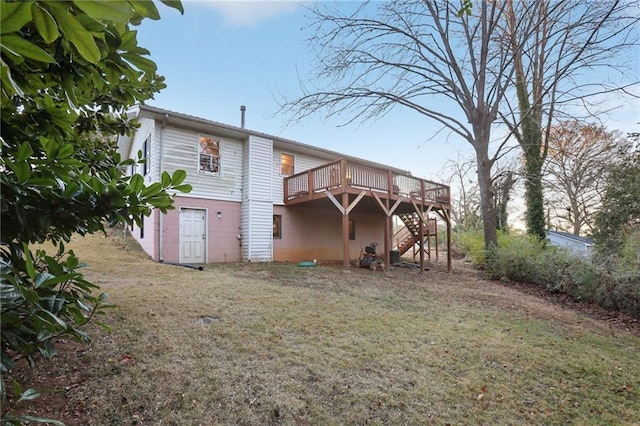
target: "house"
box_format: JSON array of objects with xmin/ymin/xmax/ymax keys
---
[
  {"xmin": 117, "ymin": 105, "xmax": 452, "ymax": 270},
  {"xmin": 547, "ymin": 230, "xmax": 595, "ymax": 257}
]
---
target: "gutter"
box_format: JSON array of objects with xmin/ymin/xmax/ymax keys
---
[
  {"xmin": 137, "ymin": 104, "xmax": 413, "ymax": 177},
  {"xmin": 158, "ymin": 113, "xmax": 169, "ymax": 262}
]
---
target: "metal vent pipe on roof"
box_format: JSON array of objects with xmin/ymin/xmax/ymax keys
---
[{"xmin": 240, "ymin": 105, "xmax": 246, "ymax": 128}]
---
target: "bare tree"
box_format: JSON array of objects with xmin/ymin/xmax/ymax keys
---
[
  {"xmin": 503, "ymin": 0, "xmax": 640, "ymax": 240},
  {"xmin": 443, "ymin": 153, "xmax": 518, "ymax": 232},
  {"xmin": 543, "ymin": 121, "xmax": 630, "ymax": 235},
  {"xmin": 442, "ymin": 156, "xmax": 482, "ymax": 232},
  {"xmin": 281, "ymin": 0, "xmax": 542, "ymax": 248},
  {"xmin": 493, "ymin": 165, "xmax": 517, "ymax": 232}
]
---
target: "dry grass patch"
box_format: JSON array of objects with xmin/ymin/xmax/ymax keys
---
[{"xmin": 10, "ymin": 230, "xmax": 640, "ymax": 425}]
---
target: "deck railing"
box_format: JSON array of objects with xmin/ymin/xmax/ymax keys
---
[{"xmin": 284, "ymin": 159, "xmax": 450, "ymax": 205}]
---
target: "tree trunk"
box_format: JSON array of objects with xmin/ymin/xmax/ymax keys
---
[
  {"xmin": 514, "ymin": 51, "xmax": 546, "ymax": 241},
  {"xmin": 473, "ymin": 126, "xmax": 497, "ymax": 248},
  {"xmin": 495, "ymin": 170, "xmax": 515, "ymax": 232},
  {"xmin": 507, "ymin": 0, "xmax": 547, "ymax": 241},
  {"xmin": 478, "ymin": 157, "xmax": 497, "ymax": 248},
  {"xmin": 524, "ymin": 156, "xmax": 546, "ymax": 240}
]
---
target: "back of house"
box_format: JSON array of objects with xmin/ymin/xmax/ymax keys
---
[{"xmin": 117, "ymin": 105, "xmax": 452, "ymax": 268}]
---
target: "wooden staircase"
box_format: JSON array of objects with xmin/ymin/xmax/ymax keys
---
[{"xmin": 394, "ymin": 213, "xmax": 437, "ymax": 259}]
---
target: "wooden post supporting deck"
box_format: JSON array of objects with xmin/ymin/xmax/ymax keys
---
[
  {"xmin": 446, "ymin": 209, "xmax": 452, "ymax": 272},
  {"xmin": 384, "ymin": 170, "xmax": 394, "ymax": 270},
  {"xmin": 283, "ymin": 158, "xmax": 452, "ymax": 271},
  {"xmin": 385, "ymin": 213, "xmax": 391, "ymax": 270},
  {"xmin": 419, "ymin": 180, "xmax": 425, "ymax": 272},
  {"xmin": 342, "ymin": 192, "xmax": 350, "ymax": 267}
]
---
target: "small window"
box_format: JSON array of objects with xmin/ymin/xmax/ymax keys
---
[
  {"xmin": 142, "ymin": 138, "xmax": 149, "ymax": 176},
  {"xmin": 273, "ymin": 215, "xmax": 282, "ymax": 239},
  {"xmin": 349, "ymin": 220, "xmax": 355, "ymax": 240},
  {"xmin": 199, "ymin": 136, "xmax": 221, "ymax": 174},
  {"xmin": 280, "ymin": 153, "xmax": 294, "ymax": 176}
]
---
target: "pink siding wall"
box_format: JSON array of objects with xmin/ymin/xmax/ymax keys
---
[
  {"xmin": 273, "ymin": 205, "xmax": 385, "ymax": 263},
  {"xmin": 130, "ymin": 210, "xmax": 158, "ymax": 260},
  {"xmin": 140, "ymin": 197, "xmax": 386, "ymax": 265},
  {"xmin": 161, "ymin": 196, "xmax": 242, "ymax": 263}
]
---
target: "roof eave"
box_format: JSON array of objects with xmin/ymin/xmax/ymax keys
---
[{"xmin": 135, "ymin": 104, "xmax": 413, "ymax": 176}]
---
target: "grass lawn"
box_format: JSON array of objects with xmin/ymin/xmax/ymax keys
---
[{"xmin": 10, "ymin": 230, "xmax": 640, "ymax": 425}]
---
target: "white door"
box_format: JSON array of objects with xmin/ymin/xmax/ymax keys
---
[{"xmin": 180, "ymin": 208, "xmax": 206, "ymax": 263}]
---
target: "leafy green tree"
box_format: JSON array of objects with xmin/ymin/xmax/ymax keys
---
[{"xmin": 0, "ymin": 0, "xmax": 187, "ymax": 422}]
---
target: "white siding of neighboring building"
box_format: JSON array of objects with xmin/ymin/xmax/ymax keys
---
[
  {"xmin": 547, "ymin": 232, "xmax": 593, "ymax": 257},
  {"xmin": 242, "ymin": 135, "xmax": 273, "ymax": 261},
  {"xmin": 160, "ymin": 126, "xmax": 243, "ymax": 202}
]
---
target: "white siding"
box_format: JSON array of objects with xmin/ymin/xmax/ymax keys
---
[
  {"xmin": 243, "ymin": 200, "xmax": 273, "ymax": 261},
  {"xmin": 271, "ymin": 150, "xmax": 334, "ymax": 205},
  {"xmin": 128, "ymin": 118, "xmax": 157, "ymax": 182},
  {"xmin": 296, "ymin": 155, "xmax": 329, "ymax": 172},
  {"xmin": 547, "ymin": 233, "xmax": 593, "ymax": 257},
  {"xmin": 126, "ymin": 119, "xmax": 160, "ymax": 255},
  {"xmin": 150, "ymin": 119, "xmax": 162, "ymax": 183},
  {"xmin": 242, "ymin": 136, "xmax": 273, "ymax": 261},
  {"xmin": 160, "ymin": 126, "xmax": 243, "ymax": 202}
]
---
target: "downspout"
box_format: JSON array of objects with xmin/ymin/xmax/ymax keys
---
[{"xmin": 158, "ymin": 113, "xmax": 169, "ymax": 261}]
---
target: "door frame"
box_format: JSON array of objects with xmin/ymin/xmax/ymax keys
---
[{"xmin": 179, "ymin": 207, "xmax": 208, "ymax": 264}]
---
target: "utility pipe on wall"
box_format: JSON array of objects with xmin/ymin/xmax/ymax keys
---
[{"xmin": 158, "ymin": 113, "xmax": 169, "ymax": 262}]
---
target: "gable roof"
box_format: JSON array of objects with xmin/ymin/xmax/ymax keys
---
[
  {"xmin": 547, "ymin": 230, "xmax": 594, "ymax": 246},
  {"xmin": 119, "ymin": 104, "xmax": 414, "ymax": 177}
]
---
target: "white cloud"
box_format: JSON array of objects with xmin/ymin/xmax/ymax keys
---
[{"xmin": 189, "ymin": 1, "xmax": 303, "ymax": 27}]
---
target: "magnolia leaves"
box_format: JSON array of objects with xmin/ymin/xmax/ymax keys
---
[
  {"xmin": 1, "ymin": 2, "xmax": 188, "ymax": 423},
  {"xmin": 1, "ymin": 1, "xmax": 184, "ymax": 63},
  {"xmin": 31, "ymin": 4, "xmax": 59, "ymax": 43},
  {"xmin": 1, "ymin": 2, "xmax": 56, "ymax": 66},
  {"xmin": 48, "ymin": 3, "xmax": 102, "ymax": 64},
  {"xmin": 1, "ymin": 1, "xmax": 101, "ymax": 65},
  {"xmin": 0, "ymin": 1, "xmax": 33, "ymax": 34},
  {"xmin": 0, "ymin": 0, "xmax": 183, "ymax": 102}
]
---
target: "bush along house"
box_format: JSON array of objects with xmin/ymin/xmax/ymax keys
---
[{"xmin": 117, "ymin": 105, "xmax": 452, "ymax": 271}]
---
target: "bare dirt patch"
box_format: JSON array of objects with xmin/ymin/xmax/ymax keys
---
[{"xmin": 5, "ymin": 230, "xmax": 639, "ymax": 425}]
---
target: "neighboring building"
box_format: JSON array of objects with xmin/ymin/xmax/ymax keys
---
[
  {"xmin": 547, "ymin": 230, "xmax": 594, "ymax": 257},
  {"xmin": 117, "ymin": 105, "xmax": 452, "ymax": 269}
]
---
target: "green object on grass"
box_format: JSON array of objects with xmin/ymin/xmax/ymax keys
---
[{"xmin": 298, "ymin": 261, "xmax": 316, "ymax": 267}]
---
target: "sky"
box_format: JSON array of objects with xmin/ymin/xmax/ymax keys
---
[
  {"xmin": 137, "ymin": 1, "xmax": 474, "ymax": 182},
  {"xmin": 136, "ymin": 0, "xmax": 640, "ymax": 186}
]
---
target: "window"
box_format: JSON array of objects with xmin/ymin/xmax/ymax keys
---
[
  {"xmin": 199, "ymin": 136, "xmax": 221, "ymax": 174},
  {"xmin": 142, "ymin": 138, "xmax": 149, "ymax": 176},
  {"xmin": 349, "ymin": 220, "xmax": 355, "ymax": 240},
  {"xmin": 280, "ymin": 153, "xmax": 294, "ymax": 176},
  {"xmin": 273, "ymin": 215, "xmax": 282, "ymax": 239}
]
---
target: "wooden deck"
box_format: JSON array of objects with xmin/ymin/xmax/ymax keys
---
[
  {"xmin": 284, "ymin": 159, "xmax": 452, "ymax": 271},
  {"xmin": 284, "ymin": 159, "xmax": 451, "ymax": 209}
]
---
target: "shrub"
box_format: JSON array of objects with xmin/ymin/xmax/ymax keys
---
[
  {"xmin": 616, "ymin": 228, "xmax": 640, "ymax": 274},
  {"xmin": 454, "ymin": 230, "xmax": 487, "ymax": 266},
  {"xmin": 486, "ymin": 234, "xmax": 545, "ymax": 283},
  {"xmin": 593, "ymin": 272, "xmax": 640, "ymax": 317},
  {"xmin": 0, "ymin": 1, "xmax": 186, "ymax": 423},
  {"xmin": 455, "ymin": 230, "xmax": 639, "ymax": 319}
]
